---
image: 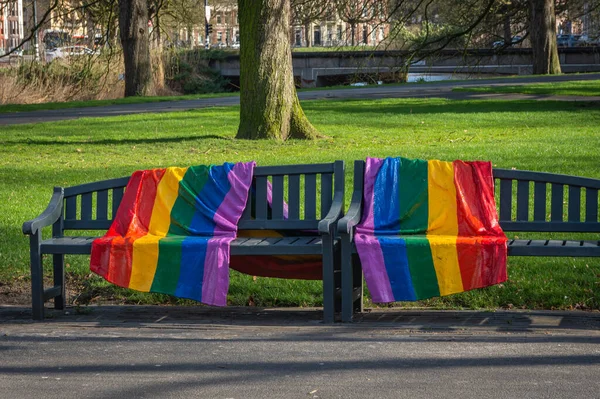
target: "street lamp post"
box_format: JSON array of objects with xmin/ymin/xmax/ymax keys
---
[
  {"xmin": 32, "ymin": 0, "xmax": 40, "ymax": 61},
  {"xmin": 204, "ymin": 0, "xmax": 210, "ymax": 49}
]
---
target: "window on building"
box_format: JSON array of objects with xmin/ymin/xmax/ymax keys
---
[
  {"xmin": 295, "ymin": 28, "xmax": 302, "ymax": 46},
  {"xmin": 314, "ymin": 25, "xmax": 321, "ymax": 46},
  {"xmin": 217, "ymin": 13, "xmax": 222, "ymax": 24},
  {"xmin": 217, "ymin": 31, "xmax": 222, "ymax": 42},
  {"xmin": 327, "ymin": 24, "xmax": 333, "ymax": 44},
  {"xmin": 362, "ymin": 25, "xmax": 368, "ymax": 44},
  {"xmin": 337, "ymin": 25, "xmax": 342, "ymax": 42}
]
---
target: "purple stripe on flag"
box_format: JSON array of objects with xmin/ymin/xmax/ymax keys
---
[
  {"xmin": 358, "ymin": 157, "xmax": 384, "ymax": 233},
  {"xmin": 355, "ymin": 157, "xmax": 394, "ymax": 302},
  {"xmin": 355, "ymin": 234, "xmax": 395, "ymax": 303},
  {"xmin": 201, "ymin": 162, "xmax": 255, "ymax": 305}
]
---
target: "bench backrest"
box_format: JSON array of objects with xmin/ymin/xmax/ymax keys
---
[
  {"xmin": 493, "ymin": 169, "xmax": 600, "ymax": 233},
  {"xmin": 349, "ymin": 160, "xmax": 600, "ymax": 234},
  {"xmin": 59, "ymin": 162, "xmax": 344, "ymax": 233}
]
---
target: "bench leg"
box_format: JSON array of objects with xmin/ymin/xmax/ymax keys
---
[
  {"xmin": 352, "ymin": 253, "xmax": 363, "ymax": 314},
  {"xmin": 333, "ymin": 245, "xmax": 342, "ymax": 313},
  {"xmin": 321, "ymin": 234, "xmax": 335, "ymax": 324},
  {"xmin": 53, "ymin": 254, "xmax": 65, "ymax": 310},
  {"xmin": 341, "ymin": 235, "xmax": 354, "ymax": 322},
  {"xmin": 29, "ymin": 232, "xmax": 45, "ymax": 321}
]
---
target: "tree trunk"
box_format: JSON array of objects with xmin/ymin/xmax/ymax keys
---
[
  {"xmin": 503, "ymin": 11, "xmax": 511, "ymax": 44},
  {"xmin": 237, "ymin": 0, "xmax": 319, "ymax": 140},
  {"xmin": 529, "ymin": 0, "xmax": 561, "ymax": 74},
  {"xmin": 119, "ymin": 0, "xmax": 153, "ymax": 96},
  {"xmin": 351, "ymin": 23, "xmax": 356, "ymax": 46},
  {"xmin": 304, "ymin": 22, "xmax": 312, "ymax": 47}
]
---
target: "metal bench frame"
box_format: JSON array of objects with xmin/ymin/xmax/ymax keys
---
[
  {"xmin": 338, "ymin": 160, "xmax": 600, "ymax": 322},
  {"xmin": 23, "ymin": 161, "xmax": 345, "ymax": 322}
]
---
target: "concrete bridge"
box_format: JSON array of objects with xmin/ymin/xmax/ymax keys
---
[{"xmin": 209, "ymin": 47, "xmax": 600, "ymax": 87}]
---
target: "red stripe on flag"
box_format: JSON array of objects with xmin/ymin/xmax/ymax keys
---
[
  {"xmin": 91, "ymin": 170, "xmax": 144, "ymax": 278},
  {"xmin": 108, "ymin": 169, "xmax": 165, "ymax": 287},
  {"xmin": 102, "ymin": 169, "xmax": 165, "ymax": 287},
  {"xmin": 454, "ymin": 161, "xmax": 507, "ymax": 290}
]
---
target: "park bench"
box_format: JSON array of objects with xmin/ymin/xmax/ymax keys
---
[
  {"xmin": 23, "ymin": 161, "xmax": 345, "ymax": 322},
  {"xmin": 338, "ymin": 160, "xmax": 600, "ymax": 322}
]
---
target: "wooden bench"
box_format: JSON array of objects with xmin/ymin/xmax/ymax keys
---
[
  {"xmin": 338, "ymin": 160, "xmax": 600, "ymax": 322},
  {"xmin": 23, "ymin": 162, "xmax": 345, "ymax": 322}
]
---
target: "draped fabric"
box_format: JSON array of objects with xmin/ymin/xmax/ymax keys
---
[
  {"xmin": 90, "ymin": 162, "xmax": 255, "ymax": 306},
  {"xmin": 355, "ymin": 157, "xmax": 508, "ymax": 303},
  {"xmin": 229, "ymin": 180, "xmax": 323, "ymax": 280}
]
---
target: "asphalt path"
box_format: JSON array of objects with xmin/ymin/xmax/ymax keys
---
[
  {"xmin": 1, "ymin": 73, "xmax": 600, "ymax": 126},
  {"xmin": 1, "ymin": 306, "xmax": 599, "ymax": 398}
]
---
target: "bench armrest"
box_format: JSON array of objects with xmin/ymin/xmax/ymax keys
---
[
  {"xmin": 22, "ymin": 187, "xmax": 64, "ymax": 235},
  {"xmin": 318, "ymin": 190, "xmax": 345, "ymax": 235},
  {"xmin": 338, "ymin": 188, "xmax": 363, "ymax": 236}
]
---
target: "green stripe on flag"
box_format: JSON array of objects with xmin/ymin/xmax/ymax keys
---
[
  {"xmin": 398, "ymin": 158, "xmax": 429, "ymax": 234},
  {"xmin": 405, "ymin": 236, "xmax": 440, "ymax": 299},
  {"xmin": 150, "ymin": 236, "xmax": 186, "ymax": 294},
  {"xmin": 168, "ymin": 165, "xmax": 210, "ymax": 235}
]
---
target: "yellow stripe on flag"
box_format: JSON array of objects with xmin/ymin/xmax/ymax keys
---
[
  {"xmin": 129, "ymin": 235, "xmax": 161, "ymax": 291},
  {"xmin": 148, "ymin": 167, "xmax": 187, "ymax": 236},
  {"xmin": 128, "ymin": 167, "xmax": 186, "ymax": 291},
  {"xmin": 427, "ymin": 160, "xmax": 463, "ymax": 296}
]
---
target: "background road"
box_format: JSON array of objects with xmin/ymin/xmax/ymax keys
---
[
  {"xmin": 2, "ymin": 73, "xmax": 600, "ymax": 126},
  {"xmin": 1, "ymin": 306, "xmax": 599, "ymax": 398}
]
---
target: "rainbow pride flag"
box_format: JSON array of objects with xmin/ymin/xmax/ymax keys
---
[
  {"xmin": 355, "ymin": 157, "xmax": 507, "ymax": 303},
  {"xmin": 90, "ymin": 162, "xmax": 255, "ymax": 306}
]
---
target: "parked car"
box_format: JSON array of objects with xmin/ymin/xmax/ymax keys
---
[
  {"xmin": 556, "ymin": 34, "xmax": 581, "ymax": 47},
  {"xmin": 230, "ymin": 42, "xmax": 240, "ymax": 49},
  {"xmin": 492, "ymin": 36, "xmax": 522, "ymax": 49},
  {"xmin": 45, "ymin": 46, "xmax": 95, "ymax": 62},
  {"xmin": 577, "ymin": 35, "xmax": 600, "ymax": 46}
]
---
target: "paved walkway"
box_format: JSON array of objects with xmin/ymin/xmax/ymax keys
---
[
  {"xmin": 2, "ymin": 73, "xmax": 600, "ymax": 126},
  {"xmin": 2, "ymin": 306, "xmax": 599, "ymax": 398}
]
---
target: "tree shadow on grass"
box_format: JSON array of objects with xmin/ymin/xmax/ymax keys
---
[
  {"xmin": 9, "ymin": 134, "xmax": 230, "ymax": 146},
  {"xmin": 304, "ymin": 98, "xmax": 600, "ymax": 116}
]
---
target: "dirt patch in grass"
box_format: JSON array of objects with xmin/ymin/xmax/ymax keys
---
[
  {"xmin": 0, "ymin": 274, "xmax": 130, "ymax": 307},
  {"xmin": 0, "ymin": 279, "xmax": 31, "ymax": 305}
]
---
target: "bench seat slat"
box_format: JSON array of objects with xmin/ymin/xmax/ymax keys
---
[
  {"xmin": 41, "ymin": 236, "xmax": 97, "ymax": 254},
  {"xmin": 500, "ymin": 221, "xmax": 600, "ymax": 233},
  {"xmin": 508, "ymin": 239, "xmax": 600, "ymax": 257},
  {"xmin": 39, "ymin": 235, "xmax": 331, "ymax": 256}
]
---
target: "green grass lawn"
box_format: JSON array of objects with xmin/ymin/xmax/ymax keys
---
[
  {"xmin": 454, "ymin": 79, "xmax": 600, "ymax": 96},
  {"xmin": 1, "ymin": 97, "xmax": 599, "ymax": 311}
]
